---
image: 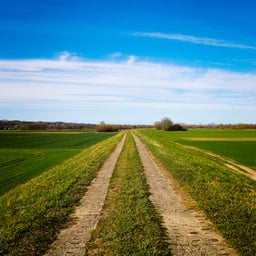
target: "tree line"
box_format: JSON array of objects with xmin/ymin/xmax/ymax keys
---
[
  {"xmin": 0, "ymin": 120, "xmax": 95, "ymax": 130},
  {"xmin": 1, "ymin": 119, "xmax": 255, "ymax": 131},
  {"xmin": 0, "ymin": 120, "xmax": 152, "ymax": 131},
  {"xmin": 95, "ymin": 122, "xmax": 152, "ymax": 132}
]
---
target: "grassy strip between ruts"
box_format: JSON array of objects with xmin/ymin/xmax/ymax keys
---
[
  {"xmin": 0, "ymin": 132, "xmax": 123, "ymax": 256},
  {"xmin": 135, "ymin": 129, "xmax": 256, "ymax": 256},
  {"xmin": 86, "ymin": 132, "xmax": 171, "ymax": 256}
]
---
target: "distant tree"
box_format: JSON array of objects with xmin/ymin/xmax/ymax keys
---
[
  {"xmin": 160, "ymin": 117, "xmax": 173, "ymax": 131},
  {"xmin": 95, "ymin": 122, "xmax": 119, "ymax": 132},
  {"xmin": 154, "ymin": 121, "xmax": 161, "ymax": 130},
  {"xmin": 154, "ymin": 117, "xmax": 186, "ymax": 131},
  {"xmin": 171, "ymin": 124, "xmax": 186, "ymax": 131}
]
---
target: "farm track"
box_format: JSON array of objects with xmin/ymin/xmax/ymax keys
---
[
  {"xmin": 132, "ymin": 133, "xmax": 239, "ymax": 256},
  {"xmin": 44, "ymin": 132, "xmax": 241, "ymax": 256},
  {"xmin": 44, "ymin": 134, "xmax": 126, "ymax": 256}
]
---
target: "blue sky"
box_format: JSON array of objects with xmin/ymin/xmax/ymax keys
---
[{"xmin": 0, "ymin": 0, "xmax": 256, "ymax": 124}]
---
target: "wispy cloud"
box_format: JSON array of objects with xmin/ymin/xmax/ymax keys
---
[
  {"xmin": 56, "ymin": 51, "xmax": 80, "ymax": 61},
  {"xmin": 132, "ymin": 32, "xmax": 256, "ymax": 50},
  {"xmin": 0, "ymin": 55, "xmax": 255, "ymax": 123}
]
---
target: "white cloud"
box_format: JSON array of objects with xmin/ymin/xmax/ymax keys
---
[
  {"xmin": 132, "ymin": 32, "xmax": 256, "ymax": 50},
  {"xmin": 126, "ymin": 55, "xmax": 136, "ymax": 64},
  {"xmin": 0, "ymin": 57, "xmax": 255, "ymax": 123},
  {"xmin": 57, "ymin": 51, "xmax": 80, "ymax": 61}
]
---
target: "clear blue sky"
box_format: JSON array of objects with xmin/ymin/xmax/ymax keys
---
[{"xmin": 0, "ymin": 0, "xmax": 256, "ymax": 124}]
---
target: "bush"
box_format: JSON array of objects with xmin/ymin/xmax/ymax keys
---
[
  {"xmin": 95, "ymin": 122, "xmax": 120, "ymax": 132},
  {"xmin": 154, "ymin": 117, "xmax": 186, "ymax": 131},
  {"xmin": 160, "ymin": 118, "xmax": 173, "ymax": 131},
  {"xmin": 154, "ymin": 121, "xmax": 161, "ymax": 130}
]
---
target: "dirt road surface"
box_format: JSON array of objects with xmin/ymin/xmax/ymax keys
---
[
  {"xmin": 133, "ymin": 134, "xmax": 239, "ymax": 256},
  {"xmin": 44, "ymin": 135, "xmax": 126, "ymax": 256}
]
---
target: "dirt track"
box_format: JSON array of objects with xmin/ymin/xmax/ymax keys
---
[
  {"xmin": 44, "ymin": 133, "xmax": 240, "ymax": 255},
  {"xmin": 133, "ymin": 134, "xmax": 239, "ymax": 256},
  {"xmin": 44, "ymin": 135, "xmax": 126, "ymax": 256}
]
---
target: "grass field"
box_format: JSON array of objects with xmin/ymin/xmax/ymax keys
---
[
  {"xmin": 87, "ymin": 132, "xmax": 170, "ymax": 255},
  {"xmin": 0, "ymin": 131, "xmax": 116, "ymax": 195},
  {"xmin": 152, "ymin": 129, "xmax": 256, "ymax": 169},
  {"xmin": 1, "ymin": 128, "xmax": 255, "ymax": 255},
  {"xmin": 135, "ymin": 129, "xmax": 256, "ymax": 256},
  {"xmin": 177, "ymin": 140, "xmax": 256, "ymax": 169},
  {"xmin": 0, "ymin": 132, "xmax": 123, "ymax": 256}
]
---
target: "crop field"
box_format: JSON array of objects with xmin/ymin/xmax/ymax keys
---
[
  {"xmin": 178, "ymin": 140, "xmax": 256, "ymax": 169},
  {"xmin": 0, "ymin": 131, "xmax": 116, "ymax": 195},
  {"xmin": 0, "ymin": 129, "xmax": 255, "ymax": 256},
  {"xmin": 135, "ymin": 129, "xmax": 256, "ymax": 256},
  {"xmin": 152, "ymin": 129, "xmax": 256, "ymax": 169},
  {"xmin": 0, "ymin": 131, "xmax": 123, "ymax": 255}
]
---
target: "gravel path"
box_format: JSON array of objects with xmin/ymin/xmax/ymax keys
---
[
  {"xmin": 44, "ymin": 135, "xmax": 126, "ymax": 256},
  {"xmin": 133, "ymin": 134, "xmax": 239, "ymax": 256}
]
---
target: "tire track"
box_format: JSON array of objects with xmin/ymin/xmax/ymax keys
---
[
  {"xmin": 44, "ymin": 134, "xmax": 126, "ymax": 256},
  {"xmin": 133, "ymin": 134, "xmax": 239, "ymax": 256}
]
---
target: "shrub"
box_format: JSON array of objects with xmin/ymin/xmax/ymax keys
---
[
  {"xmin": 95, "ymin": 122, "xmax": 120, "ymax": 132},
  {"xmin": 154, "ymin": 117, "xmax": 186, "ymax": 131},
  {"xmin": 160, "ymin": 117, "xmax": 173, "ymax": 131}
]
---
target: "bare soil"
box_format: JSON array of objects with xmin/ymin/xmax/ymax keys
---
[
  {"xmin": 44, "ymin": 135, "xmax": 126, "ymax": 256},
  {"xmin": 133, "ymin": 134, "xmax": 239, "ymax": 256}
]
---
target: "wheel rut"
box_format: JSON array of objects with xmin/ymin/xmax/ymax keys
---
[
  {"xmin": 44, "ymin": 134, "xmax": 126, "ymax": 256},
  {"xmin": 133, "ymin": 134, "xmax": 239, "ymax": 256}
]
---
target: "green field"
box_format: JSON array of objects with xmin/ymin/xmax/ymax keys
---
[
  {"xmin": 0, "ymin": 131, "xmax": 116, "ymax": 195},
  {"xmin": 1, "ymin": 128, "xmax": 255, "ymax": 255},
  {"xmin": 135, "ymin": 129, "xmax": 256, "ymax": 256},
  {"xmin": 177, "ymin": 140, "xmax": 256, "ymax": 169},
  {"xmin": 0, "ymin": 132, "xmax": 123, "ymax": 256},
  {"xmin": 151, "ymin": 129, "xmax": 256, "ymax": 169}
]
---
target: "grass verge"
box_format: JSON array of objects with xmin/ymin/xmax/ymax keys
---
[
  {"xmin": 135, "ymin": 129, "xmax": 256, "ymax": 256},
  {"xmin": 0, "ymin": 132, "xmax": 123, "ymax": 256},
  {"xmin": 86, "ymin": 132, "xmax": 171, "ymax": 256}
]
